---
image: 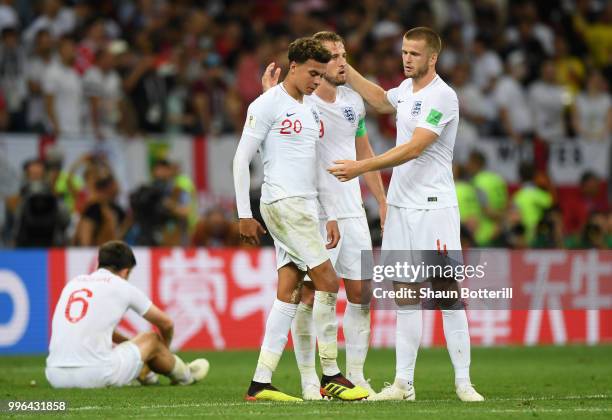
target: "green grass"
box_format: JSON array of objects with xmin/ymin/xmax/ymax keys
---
[{"xmin": 1, "ymin": 345, "xmax": 611, "ymax": 419}]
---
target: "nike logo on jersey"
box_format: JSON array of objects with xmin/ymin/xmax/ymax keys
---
[{"xmin": 286, "ymin": 112, "xmax": 296, "ymax": 117}]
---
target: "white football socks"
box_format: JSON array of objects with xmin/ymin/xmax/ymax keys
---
[
  {"xmin": 394, "ymin": 304, "xmax": 422, "ymax": 389},
  {"xmin": 169, "ymin": 355, "xmax": 193, "ymax": 384},
  {"xmin": 253, "ymin": 299, "xmax": 297, "ymax": 383},
  {"xmin": 344, "ymin": 301, "xmax": 370, "ymax": 383},
  {"xmin": 291, "ymin": 302, "xmax": 319, "ymax": 385},
  {"xmin": 441, "ymin": 307, "xmax": 471, "ymax": 386},
  {"xmin": 313, "ymin": 291, "xmax": 340, "ymax": 376}
]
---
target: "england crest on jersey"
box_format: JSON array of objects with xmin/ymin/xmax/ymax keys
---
[
  {"xmin": 311, "ymin": 109, "xmax": 320, "ymax": 125},
  {"xmin": 342, "ymin": 107, "xmax": 356, "ymax": 123},
  {"xmin": 411, "ymin": 101, "xmax": 422, "ymax": 117}
]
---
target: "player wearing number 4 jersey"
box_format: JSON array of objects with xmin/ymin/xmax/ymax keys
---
[
  {"xmin": 261, "ymin": 31, "xmax": 387, "ymax": 400},
  {"xmin": 329, "ymin": 27, "xmax": 484, "ymax": 402},
  {"xmin": 46, "ymin": 241, "xmax": 209, "ymax": 388}
]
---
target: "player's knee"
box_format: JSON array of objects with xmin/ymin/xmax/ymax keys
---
[
  {"xmin": 309, "ymin": 261, "xmax": 339, "ymax": 293},
  {"xmin": 432, "ymin": 276, "xmax": 462, "ymax": 309},
  {"xmin": 301, "ymin": 286, "xmax": 315, "ymax": 306},
  {"xmin": 345, "ymin": 280, "xmax": 371, "ymax": 305}
]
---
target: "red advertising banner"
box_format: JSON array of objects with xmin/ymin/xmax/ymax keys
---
[{"xmin": 47, "ymin": 248, "xmax": 612, "ymax": 350}]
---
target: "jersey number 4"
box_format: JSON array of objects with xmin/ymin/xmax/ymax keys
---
[{"xmin": 64, "ymin": 288, "xmax": 93, "ymax": 323}]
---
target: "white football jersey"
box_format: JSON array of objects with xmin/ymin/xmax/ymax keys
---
[
  {"xmin": 386, "ymin": 74, "xmax": 459, "ymax": 209},
  {"xmin": 46, "ymin": 269, "xmax": 152, "ymax": 368},
  {"xmin": 242, "ymin": 84, "xmax": 323, "ymax": 205},
  {"xmin": 309, "ymin": 86, "xmax": 366, "ymax": 219}
]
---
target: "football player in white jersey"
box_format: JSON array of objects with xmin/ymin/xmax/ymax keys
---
[
  {"xmin": 329, "ymin": 27, "xmax": 484, "ymax": 402},
  {"xmin": 233, "ymin": 37, "xmax": 368, "ymax": 402},
  {"xmin": 261, "ymin": 31, "xmax": 387, "ymax": 400},
  {"xmin": 46, "ymin": 241, "xmax": 209, "ymax": 388}
]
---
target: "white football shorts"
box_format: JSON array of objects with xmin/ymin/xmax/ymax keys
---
[
  {"xmin": 45, "ymin": 341, "xmax": 143, "ymax": 388},
  {"xmin": 303, "ymin": 215, "xmax": 373, "ymax": 281},
  {"xmin": 381, "ymin": 205, "xmax": 462, "ymax": 283},
  {"xmin": 260, "ymin": 197, "xmax": 330, "ymax": 272}
]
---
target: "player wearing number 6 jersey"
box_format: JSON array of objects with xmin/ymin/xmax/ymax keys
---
[
  {"xmin": 46, "ymin": 241, "xmax": 209, "ymax": 388},
  {"xmin": 233, "ymin": 37, "xmax": 368, "ymax": 402}
]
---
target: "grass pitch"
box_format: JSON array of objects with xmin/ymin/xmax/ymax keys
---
[{"xmin": 1, "ymin": 345, "xmax": 611, "ymax": 419}]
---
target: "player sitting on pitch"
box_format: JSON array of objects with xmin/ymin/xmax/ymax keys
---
[{"xmin": 45, "ymin": 240, "xmax": 209, "ymax": 388}]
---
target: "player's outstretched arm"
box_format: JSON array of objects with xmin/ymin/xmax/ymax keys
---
[
  {"xmin": 329, "ymin": 127, "xmax": 439, "ymax": 181},
  {"xmin": 346, "ymin": 64, "xmax": 395, "ymax": 114},
  {"xmin": 261, "ymin": 62, "xmax": 281, "ymax": 93},
  {"xmin": 355, "ymin": 132, "xmax": 387, "ymax": 229}
]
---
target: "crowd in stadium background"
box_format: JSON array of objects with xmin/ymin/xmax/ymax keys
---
[{"xmin": 0, "ymin": 0, "xmax": 610, "ymax": 249}]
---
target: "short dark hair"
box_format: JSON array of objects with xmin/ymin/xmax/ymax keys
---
[
  {"xmin": 312, "ymin": 31, "xmax": 344, "ymax": 45},
  {"xmin": 287, "ymin": 37, "xmax": 331, "ymax": 64},
  {"xmin": 404, "ymin": 27, "xmax": 442, "ymax": 55},
  {"xmin": 98, "ymin": 241, "xmax": 136, "ymax": 272}
]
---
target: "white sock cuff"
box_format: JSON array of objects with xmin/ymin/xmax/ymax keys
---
[
  {"xmin": 273, "ymin": 299, "xmax": 298, "ymax": 318},
  {"xmin": 297, "ymin": 302, "xmax": 313, "ymax": 313},
  {"xmin": 397, "ymin": 303, "xmax": 421, "ymax": 313},
  {"xmin": 346, "ymin": 301, "xmax": 370, "ymax": 312},
  {"xmin": 314, "ymin": 291, "xmax": 337, "ymax": 306}
]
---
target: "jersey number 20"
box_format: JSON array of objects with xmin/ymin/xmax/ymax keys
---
[
  {"xmin": 64, "ymin": 288, "xmax": 93, "ymax": 323},
  {"xmin": 280, "ymin": 119, "xmax": 302, "ymax": 134}
]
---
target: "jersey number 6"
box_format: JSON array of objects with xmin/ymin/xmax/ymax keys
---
[
  {"xmin": 280, "ymin": 119, "xmax": 302, "ymax": 134},
  {"xmin": 65, "ymin": 288, "xmax": 93, "ymax": 323}
]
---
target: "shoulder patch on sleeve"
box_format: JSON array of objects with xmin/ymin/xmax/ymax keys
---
[
  {"xmin": 246, "ymin": 115, "xmax": 257, "ymax": 129},
  {"xmin": 426, "ymin": 108, "xmax": 443, "ymax": 126}
]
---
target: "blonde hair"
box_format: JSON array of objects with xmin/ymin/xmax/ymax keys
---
[{"xmin": 404, "ymin": 27, "xmax": 442, "ymax": 55}]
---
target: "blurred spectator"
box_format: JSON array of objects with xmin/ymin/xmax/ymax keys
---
[
  {"xmin": 450, "ymin": 62, "xmax": 493, "ymax": 158},
  {"xmin": 9, "ymin": 159, "xmax": 69, "ymax": 247},
  {"xmin": 0, "ymin": 0, "xmax": 18, "ymax": 32},
  {"xmin": 492, "ymin": 51, "xmax": 533, "ymax": 143},
  {"xmin": 119, "ymin": 33, "xmax": 167, "ymax": 133},
  {"xmin": 129, "ymin": 159, "xmax": 191, "ymax": 246},
  {"xmin": 470, "ymin": 34, "xmax": 502, "ymax": 92},
  {"xmin": 466, "ymin": 150, "xmax": 509, "ymax": 223},
  {"xmin": 0, "ymin": 26, "xmax": 27, "ymax": 130},
  {"xmin": 562, "ymin": 171, "xmax": 609, "ymax": 235},
  {"xmin": 572, "ymin": 2, "xmax": 612, "ymax": 69},
  {"xmin": 75, "ymin": 17, "xmax": 109, "ymax": 75},
  {"xmin": 437, "ymin": 22, "xmax": 467, "ymax": 78},
  {"xmin": 512, "ymin": 162, "xmax": 554, "ymax": 243},
  {"xmin": 192, "ymin": 207, "xmax": 240, "ymax": 247},
  {"xmin": 497, "ymin": 207, "xmax": 529, "ymax": 249},
  {"xmin": 505, "ymin": 2, "xmax": 554, "ymax": 56},
  {"xmin": 454, "ymin": 164, "xmax": 496, "ymax": 247},
  {"xmin": 528, "ymin": 60, "xmax": 568, "ymax": 143},
  {"xmin": 26, "ymin": 28, "xmax": 55, "ymax": 132},
  {"xmin": 23, "ymin": 0, "xmax": 75, "ymax": 46},
  {"xmin": 83, "ymin": 46, "xmax": 122, "ymax": 140},
  {"xmin": 566, "ymin": 211, "xmax": 609, "ymax": 249},
  {"xmin": 572, "ymin": 70, "xmax": 611, "ymax": 142},
  {"xmin": 504, "ymin": 6, "xmax": 549, "ymax": 84},
  {"xmin": 44, "ymin": 147, "xmax": 83, "ymax": 215},
  {"xmin": 552, "ymin": 35, "xmax": 585, "ymax": 99},
  {"xmin": 43, "ymin": 34, "xmax": 84, "ymax": 137},
  {"xmin": 532, "ymin": 207, "xmax": 565, "ymax": 248},
  {"xmin": 73, "ymin": 174, "xmax": 127, "ymax": 246}
]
